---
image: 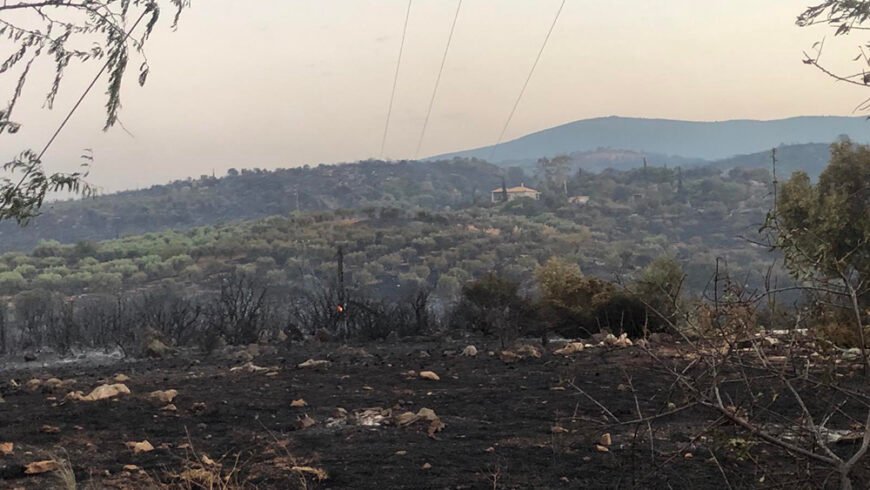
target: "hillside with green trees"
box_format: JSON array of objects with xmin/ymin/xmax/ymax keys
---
[
  {"xmin": 0, "ymin": 158, "xmax": 786, "ymax": 303},
  {"xmin": 0, "ymin": 159, "xmax": 504, "ymax": 253},
  {"xmin": 0, "ymin": 145, "xmax": 819, "ymax": 255}
]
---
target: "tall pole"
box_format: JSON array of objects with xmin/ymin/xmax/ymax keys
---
[
  {"xmin": 337, "ymin": 246, "xmax": 347, "ymax": 338},
  {"xmin": 677, "ymin": 166, "xmax": 684, "ymax": 200},
  {"xmin": 643, "ymin": 157, "xmax": 648, "ymax": 185},
  {"xmin": 771, "ymin": 148, "xmax": 778, "ymax": 214},
  {"xmin": 0, "ymin": 305, "xmax": 5, "ymax": 355}
]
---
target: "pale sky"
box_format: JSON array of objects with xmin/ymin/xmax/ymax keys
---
[{"xmin": 2, "ymin": 0, "xmax": 867, "ymax": 192}]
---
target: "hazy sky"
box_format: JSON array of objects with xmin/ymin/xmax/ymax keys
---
[{"xmin": 2, "ymin": 0, "xmax": 867, "ymax": 192}]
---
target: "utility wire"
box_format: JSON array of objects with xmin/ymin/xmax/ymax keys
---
[
  {"xmin": 37, "ymin": 7, "xmax": 150, "ymax": 162},
  {"xmin": 488, "ymin": 0, "xmax": 566, "ymax": 162},
  {"xmin": 380, "ymin": 0, "xmax": 413, "ymax": 159},
  {"xmin": 413, "ymin": 0, "xmax": 462, "ymax": 160}
]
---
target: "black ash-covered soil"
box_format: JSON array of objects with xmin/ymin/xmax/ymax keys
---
[{"xmin": 0, "ymin": 338, "xmax": 853, "ymax": 489}]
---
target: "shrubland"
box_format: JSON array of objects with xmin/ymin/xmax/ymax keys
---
[{"xmin": 0, "ymin": 143, "xmax": 864, "ymax": 361}]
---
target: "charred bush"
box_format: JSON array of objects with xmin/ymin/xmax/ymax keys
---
[
  {"xmin": 12, "ymin": 289, "xmax": 67, "ymax": 352},
  {"xmin": 451, "ymin": 275, "xmax": 536, "ymax": 346},
  {"xmin": 136, "ymin": 284, "xmax": 204, "ymax": 346},
  {"xmin": 591, "ymin": 291, "xmax": 649, "ymax": 338},
  {"xmin": 205, "ymin": 272, "xmax": 270, "ymax": 346},
  {"xmin": 289, "ymin": 283, "xmax": 345, "ymax": 339},
  {"xmin": 345, "ymin": 296, "xmax": 394, "ymax": 341},
  {"xmin": 350, "ymin": 287, "xmax": 435, "ymax": 341},
  {"xmin": 289, "ymin": 283, "xmax": 435, "ymax": 342}
]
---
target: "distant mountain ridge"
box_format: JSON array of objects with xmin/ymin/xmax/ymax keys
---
[
  {"xmin": 430, "ymin": 116, "xmax": 870, "ymax": 162},
  {"xmin": 711, "ymin": 143, "xmax": 833, "ymax": 179}
]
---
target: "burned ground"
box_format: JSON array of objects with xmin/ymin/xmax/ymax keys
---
[{"xmin": 0, "ymin": 339, "xmax": 865, "ymax": 489}]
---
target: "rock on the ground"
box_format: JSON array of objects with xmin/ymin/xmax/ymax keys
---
[
  {"xmin": 500, "ymin": 344, "xmax": 543, "ymax": 362},
  {"xmin": 24, "ymin": 460, "xmax": 58, "ymax": 475},
  {"xmin": 298, "ymin": 359, "xmax": 330, "ymax": 369},
  {"xmin": 419, "ymin": 370, "xmax": 440, "ymax": 381},
  {"xmin": 614, "ymin": 333, "xmax": 633, "ymax": 348},
  {"xmin": 149, "ymin": 389, "xmax": 178, "ymax": 404},
  {"xmin": 67, "ymin": 383, "xmax": 131, "ymax": 402},
  {"xmin": 554, "ymin": 342, "xmax": 585, "ymax": 355},
  {"xmin": 462, "ymin": 345, "xmax": 478, "ymax": 357},
  {"xmin": 126, "ymin": 440, "xmax": 155, "ymax": 454},
  {"xmin": 843, "ymin": 348, "xmax": 863, "ymax": 361}
]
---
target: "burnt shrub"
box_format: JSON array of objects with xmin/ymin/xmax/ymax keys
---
[
  {"xmin": 293, "ymin": 285, "xmax": 436, "ymax": 342},
  {"xmin": 205, "ymin": 271, "xmax": 270, "ymax": 345},
  {"xmin": 591, "ymin": 291, "xmax": 650, "ymax": 338},
  {"xmin": 450, "ymin": 274, "xmax": 536, "ymax": 346}
]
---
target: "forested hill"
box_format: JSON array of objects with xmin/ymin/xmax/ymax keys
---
[
  {"xmin": 0, "ymin": 141, "xmax": 835, "ymax": 253},
  {"xmin": 0, "ymin": 159, "xmax": 504, "ymax": 253},
  {"xmin": 0, "ymin": 162, "xmax": 783, "ymax": 302}
]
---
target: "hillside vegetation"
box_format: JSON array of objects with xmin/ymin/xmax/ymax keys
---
[
  {"xmin": 0, "ymin": 143, "xmax": 833, "ymax": 254},
  {"xmin": 0, "ymin": 159, "xmax": 502, "ymax": 253},
  {"xmin": 0, "ymin": 162, "xmax": 782, "ymax": 302}
]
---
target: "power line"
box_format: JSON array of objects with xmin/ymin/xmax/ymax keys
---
[
  {"xmin": 488, "ymin": 0, "xmax": 566, "ymax": 162},
  {"xmin": 37, "ymin": 7, "xmax": 151, "ymax": 162},
  {"xmin": 413, "ymin": 0, "xmax": 462, "ymax": 160},
  {"xmin": 380, "ymin": 0, "xmax": 413, "ymax": 159}
]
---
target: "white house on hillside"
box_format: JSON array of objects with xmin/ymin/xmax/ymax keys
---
[{"xmin": 491, "ymin": 184, "xmax": 540, "ymax": 203}]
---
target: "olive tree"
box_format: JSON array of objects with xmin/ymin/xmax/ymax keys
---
[{"xmin": 768, "ymin": 140, "xmax": 869, "ymax": 367}]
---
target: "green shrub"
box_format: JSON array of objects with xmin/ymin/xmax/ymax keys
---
[{"xmin": 0, "ymin": 271, "xmax": 26, "ymax": 293}]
